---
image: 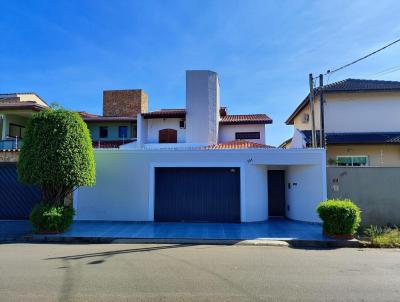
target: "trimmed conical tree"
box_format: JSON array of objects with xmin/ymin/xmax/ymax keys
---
[{"xmin": 18, "ymin": 108, "xmax": 96, "ymax": 206}]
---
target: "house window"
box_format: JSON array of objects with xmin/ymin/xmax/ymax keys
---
[
  {"xmin": 302, "ymin": 113, "xmax": 310, "ymax": 123},
  {"xmin": 336, "ymin": 156, "xmax": 368, "ymax": 167},
  {"xmin": 159, "ymin": 128, "xmax": 177, "ymax": 143},
  {"xmin": 235, "ymin": 132, "xmax": 260, "ymax": 140},
  {"xmin": 99, "ymin": 126, "xmax": 108, "ymax": 138},
  {"xmin": 119, "ymin": 126, "xmax": 128, "ymax": 138},
  {"xmin": 179, "ymin": 120, "xmax": 186, "ymax": 129},
  {"xmin": 9, "ymin": 123, "xmax": 25, "ymax": 139}
]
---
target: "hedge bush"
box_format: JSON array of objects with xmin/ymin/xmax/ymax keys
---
[
  {"xmin": 316, "ymin": 199, "xmax": 361, "ymax": 235},
  {"xmin": 30, "ymin": 203, "xmax": 75, "ymax": 233},
  {"xmin": 17, "ymin": 108, "xmax": 95, "ymax": 205}
]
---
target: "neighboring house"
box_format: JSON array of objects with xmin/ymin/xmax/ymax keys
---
[
  {"xmin": 75, "ymin": 70, "xmax": 327, "ymax": 224},
  {"xmin": 283, "ymin": 79, "xmax": 400, "ymax": 167},
  {"xmin": 79, "ymin": 89, "xmax": 146, "ymax": 148},
  {"xmin": 0, "ymin": 93, "xmax": 49, "ymax": 162}
]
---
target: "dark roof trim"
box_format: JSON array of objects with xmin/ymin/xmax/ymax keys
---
[
  {"xmin": 301, "ymin": 130, "xmax": 400, "ymax": 145},
  {"xmin": 83, "ymin": 116, "xmax": 137, "ymax": 123},
  {"xmin": 0, "ymin": 103, "xmax": 47, "ymax": 112},
  {"xmin": 142, "ymin": 109, "xmax": 186, "ymax": 119},
  {"xmin": 286, "ymin": 78, "xmax": 400, "ymax": 125}
]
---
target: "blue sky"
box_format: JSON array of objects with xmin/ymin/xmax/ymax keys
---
[{"xmin": 1, "ymin": 0, "xmax": 400, "ymax": 146}]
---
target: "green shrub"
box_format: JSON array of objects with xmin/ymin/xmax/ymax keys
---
[
  {"xmin": 365, "ymin": 225, "xmax": 400, "ymax": 248},
  {"xmin": 30, "ymin": 203, "xmax": 75, "ymax": 233},
  {"xmin": 17, "ymin": 108, "xmax": 95, "ymax": 205},
  {"xmin": 316, "ymin": 199, "xmax": 361, "ymax": 235}
]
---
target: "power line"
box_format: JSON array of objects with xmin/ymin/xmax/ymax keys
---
[
  {"xmin": 368, "ymin": 65, "xmax": 400, "ymax": 77},
  {"xmin": 324, "ymin": 37, "xmax": 400, "ymax": 76}
]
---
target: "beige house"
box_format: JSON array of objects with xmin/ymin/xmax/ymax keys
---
[
  {"xmin": 283, "ymin": 79, "xmax": 400, "ymax": 167},
  {"xmin": 0, "ymin": 93, "xmax": 49, "ymax": 162}
]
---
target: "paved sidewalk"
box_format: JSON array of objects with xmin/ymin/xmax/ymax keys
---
[
  {"xmin": 2, "ymin": 219, "xmax": 361, "ymax": 247},
  {"xmin": 31, "ymin": 219, "xmax": 325, "ymax": 240}
]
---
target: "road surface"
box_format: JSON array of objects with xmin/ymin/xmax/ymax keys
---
[{"xmin": 0, "ymin": 243, "xmax": 399, "ymax": 301}]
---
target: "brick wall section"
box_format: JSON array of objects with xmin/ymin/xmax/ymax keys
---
[{"xmin": 103, "ymin": 89, "xmax": 148, "ymax": 117}]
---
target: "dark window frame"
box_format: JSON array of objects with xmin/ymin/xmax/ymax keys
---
[
  {"xmin": 179, "ymin": 120, "xmax": 186, "ymax": 129},
  {"xmin": 8, "ymin": 123, "xmax": 25, "ymax": 139},
  {"xmin": 99, "ymin": 126, "xmax": 108, "ymax": 138},
  {"xmin": 235, "ymin": 132, "xmax": 260, "ymax": 140},
  {"xmin": 118, "ymin": 126, "xmax": 129, "ymax": 138}
]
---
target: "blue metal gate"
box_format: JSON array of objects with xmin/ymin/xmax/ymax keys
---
[
  {"xmin": 0, "ymin": 163, "xmax": 41, "ymax": 220},
  {"xmin": 154, "ymin": 167, "xmax": 241, "ymax": 223}
]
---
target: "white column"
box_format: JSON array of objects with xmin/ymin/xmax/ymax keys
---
[{"xmin": 1, "ymin": 114, "xmax": 7, "ymax": 140}]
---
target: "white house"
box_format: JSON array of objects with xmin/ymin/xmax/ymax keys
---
[{"xmin": 74, "ymin": 70, "xmax": 327, "ymax": 223}]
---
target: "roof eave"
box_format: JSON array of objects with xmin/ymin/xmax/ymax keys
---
[{"xmin": 220, "ymin": 120, "xmax": 273, "ymax": 125}]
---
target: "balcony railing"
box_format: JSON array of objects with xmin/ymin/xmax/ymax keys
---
[{"xmin": 0, "ymin": 138, "xmax": 23, "ymax": 150}]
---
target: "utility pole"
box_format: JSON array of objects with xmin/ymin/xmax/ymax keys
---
[
  {"xmin": 309, "ymin": 73, "xmax": 317, "ymax": 148},
  {"xmin": 319, "ymin": 74, "xmax": 325, "ymax": 148}
]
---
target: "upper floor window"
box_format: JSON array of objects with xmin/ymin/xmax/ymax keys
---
[
  {"xmin": 119, "ymin": 126, "xmax": 128, "ymax": 138},
  {"xmin": 336, "ymin": 156, "xmax": 368, "ymax": 167},
  {"xmin": 159, "ymin": 128, "xmax": 177, "ymax": 143},
  {"xmin": 9, "ymin": 123, "xmax": 25, "ymax": 139},
  {"xmin": 235, "ymin": 132, "xmax": 260, "ymax": 140},
  {"xmin": 99, "ymin": 126, "xmax": 108, "ymax": 138},
  {"xmin": 302, "ymin": 113, "xmax": 310, "ymax": 124},
  {"xmin": 179, "ymin": 120, "xmax": 186, "ymax": 129}
]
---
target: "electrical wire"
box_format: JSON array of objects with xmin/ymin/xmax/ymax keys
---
[{"xmin": 322, "ymin": 37, "xmax": 400, "ymax": 76}]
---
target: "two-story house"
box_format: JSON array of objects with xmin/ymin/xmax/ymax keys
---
[
  {"xmin": 74, "ymin": 70, "xmax": 327, "ymax": 224},
  {"xmin": 79, "ymin": 90, "xmax": 146, "ymax": 148},
  {"xmin": 283, "ymin": 79, "xmax": 400, "ymax": 167},
  {"xmin": 0, "ymin": 93, "xmax": 49, "ymax": 162}
]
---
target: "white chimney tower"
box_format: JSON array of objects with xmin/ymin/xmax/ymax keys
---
[{"xmin": 185, "ymin": 70, "xmax": 220, "ymax": 145}]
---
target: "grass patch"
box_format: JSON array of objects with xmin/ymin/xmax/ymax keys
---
[{"xmin": 364, "ymin": 225, "xmax": 400, "ymax": 248}]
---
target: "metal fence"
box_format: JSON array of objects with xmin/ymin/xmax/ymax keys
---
[
  {"xmin": 0, "ymin": 139, "xmax": 23, "ymax": 150},
  {"xmin": 327, "ymin": 167, "xmax": 400, "ymax": 226}
]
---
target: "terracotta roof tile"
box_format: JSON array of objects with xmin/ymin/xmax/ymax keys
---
[
  {"xmin": 142, "ymin": 109, "xmax": 186, "ymax": 119},
  {"xmin": 79, "ymin": 111, "xmax": 100, "ymax": 118},
  {"xmin": 220, "ymin": 114, "xmax": 272, "ymax": 125},
  {"xmin": 205, "ymin": 140, "xmax": 274, "ymax": 150}
]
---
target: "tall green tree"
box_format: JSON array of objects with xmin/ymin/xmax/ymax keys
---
[{"xmin": 18, "ymin": 109, "xmax": 95, "ymax": 205}]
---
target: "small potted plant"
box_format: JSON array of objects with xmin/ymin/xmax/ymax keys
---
[{"xmin": 316, "ymin": 199, "xmax": 361, "ymax": 239}]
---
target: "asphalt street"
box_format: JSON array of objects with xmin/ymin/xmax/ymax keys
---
[{"xmin": 0, "ymin": 243, "xmax": 399, "ymax": 301}]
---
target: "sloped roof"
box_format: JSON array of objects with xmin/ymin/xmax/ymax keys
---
[
  {"xmin": 286, "ymin": 78, "xmax": 400, "ymax": 125},
  {"xmin": 142, "ymin": 109, "xmax": 186, "ymax": 119},
  {"xmin": 205, "ymin": 140, "xmax": 274, "ymax": 150},
  {"xmin": 301, "ymin": 130, "xmax": 400, "ymax": 145},
  {"xmin": 78, "ymin": 111, "xmax": 136, "ymax": 122},
  {"xmin": 220, "ymin": 114, "xmax": 272, "ymax": 125},
  {"xmin": 0, "ymin": 102, "xmax": 47, "ymax": 111},
  {"xmin": 79, "ymin": 111, "xmax": 100, "ymax": 118}
]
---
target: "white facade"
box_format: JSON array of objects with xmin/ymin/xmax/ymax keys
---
[
  {"xmin": 293, "ymin": 92, "xmax": 400, "ymax": 133},
  {"xmin": 219, "ymin": 124, "xmax": 266, "ymax": 144},
  {"xmin": 74, "ymin": 148, "xmax": 327, "ymax": 223},
  {"xmin": 185, "ymin": 70, "xmax": 220, "ymax": 145},
  {"xmin": 145, "ymin": 118, "xmax": 186, "ymax": 143}
]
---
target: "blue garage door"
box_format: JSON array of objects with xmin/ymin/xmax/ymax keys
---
[
  {"xmin": 154, "ymin": 167, "xmax": 241, "ymax": 223},
  {"xmin": 0, "ymin": 163, "xmax": 41, "ymax": 220}
]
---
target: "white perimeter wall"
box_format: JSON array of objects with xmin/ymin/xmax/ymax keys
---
[
  {"xmin": 74, "ymin": 148, "xmax": 326, "ymax": 223},
  {"xmin": 218, "ymin": 124, "xmax": 266, "ymax": 144}
]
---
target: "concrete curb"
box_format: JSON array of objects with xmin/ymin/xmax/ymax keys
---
[{"xmin": 21, "ymin": 235, "xmax": 365, "ymax": 248}]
